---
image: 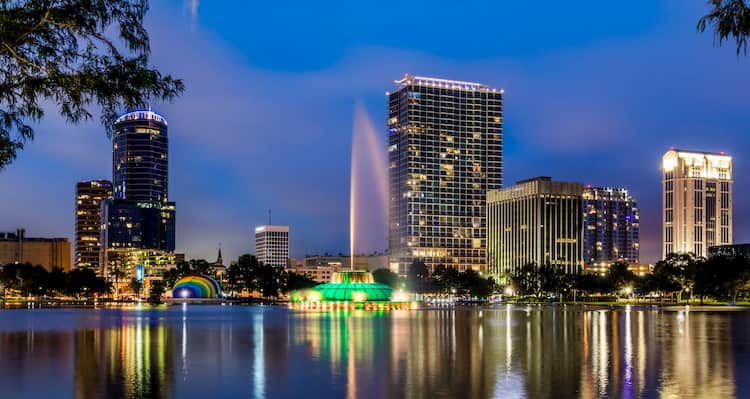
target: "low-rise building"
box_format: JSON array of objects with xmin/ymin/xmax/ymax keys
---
[
  {"xmin": 584, "ymin": 262, "xmax": 652, "ymax": 277},
  {"xmin": 709, "ymin": 244, "xmax": 750, "ymax": 260},
  {"xmin": 0, "ymin": 229, "xmax": 71, "ymax": 271},
  {"xmin": 291, "ymin": 265, "xmax": 338, "ymax": 283}
]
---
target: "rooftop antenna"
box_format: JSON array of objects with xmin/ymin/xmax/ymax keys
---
[{"xmin": 268, "ymin": 209, "xmax": 272, "ymax": 225}]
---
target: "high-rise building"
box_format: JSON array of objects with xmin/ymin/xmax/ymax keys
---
[
  {"xmin": 487, "ymin": 177, "xmax": 583, "ymax": 278},
  {"xmin": 662, "ymin": 149, "xmax": 732, "ymax": 258},
  {"xmin": 75, "ymin": 180, "xmax": 112, "ymax": 270},
  {"xmin": 102, "ymin": 110, "xmax": 176, "ymax": 280},
  {"xmin": 388, "ymin": 74, "xmax": 503, "ymax": 275},
  {"xmin": 582, "ymin": 187, "xmax": 640, "ymax": 267},
  {"xmin": 254, "ymin": 225, "xmax": 289, "ymax": 268},
  {"xmin": 0, "ymin": 229, "xmax": 71, "ymax": 271},
  {"xmin": 113, "ymin": 110, "xmax": 169, "ymax": 203}
]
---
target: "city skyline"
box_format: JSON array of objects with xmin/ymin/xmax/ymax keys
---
[{"xmin": 1, "ymin": 1, "xmax": 749, "ymax": 264}]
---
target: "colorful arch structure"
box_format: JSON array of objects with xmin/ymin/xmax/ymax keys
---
[{"xmin": 172, "ymin": 275, "xmax": 222, "ymax": 299}]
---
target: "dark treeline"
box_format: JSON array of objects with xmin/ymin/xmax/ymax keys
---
[
  {"xmin": 506, "ymin": 253, "xmax": 750, "ymax": 304},
  {"xmin": 163, "ymin": 254, "xmax": 318, "ymax": 300},
  {"xmin": 0, "ymin": 263, "xmax": 109, "ymax": 297},
  {"xmin": 383, "ymin": 260, "xmax": 497, "ymax": 298}
]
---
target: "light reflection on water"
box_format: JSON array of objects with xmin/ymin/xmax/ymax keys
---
[{"xmin": 0, "ymin": 305, "xmax": 747, "ymax": 399}]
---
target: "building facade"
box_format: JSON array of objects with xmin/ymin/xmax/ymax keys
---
[
  {"xmin": 303, "ymin": 254, "xmax": 389, "ymax": 271},
  {"xmin": 388, "ymin": 74, "xmax": 503, "ymax": 275},
  {"xmin": 75, "ymin": 180, "xmax": 112, "ymax": 270},
  {"xmin": 113, "ymin": 110, "xmax": 169, "ymax": 203},
  {"xmin": 0, "ymin": 229, "xmax": 71, "ymax": 271},
  {"xmin": 487, "ymin": 177, "xmax": 583, "ymax": 278},
  {"xmin": 103, "ymin": 110, "xmax": 176, "ymax": 280},
  {"xmin": 662, "ymin": 149, "xmax": 732, "ymax": 258},
  {"xmin": 582, "ymin": 187, "xmax": 640, "ymax": 267},
  {"xmin": 254, "ymin": 225, "xmax": 289, "ymax": 268},
  {"xmin": 708, "ymin": 243, "xmax": 750, "ymax": 260}
]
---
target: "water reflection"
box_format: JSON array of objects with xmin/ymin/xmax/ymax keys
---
[{"xmin": 0, "ymin": 306, "xmax": 747, "ymax": 399}]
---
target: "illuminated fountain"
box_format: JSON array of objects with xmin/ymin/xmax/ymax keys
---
[{"xmin": 290, "ymin": 105, "xmax": 413, "ymax": 310}]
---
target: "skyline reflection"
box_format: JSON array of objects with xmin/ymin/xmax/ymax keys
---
[{"xmin": 0, "ymin": 306, "xmax": 747, "ymax": 398}]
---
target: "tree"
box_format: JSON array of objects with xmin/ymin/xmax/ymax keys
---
[
  {"xmin": 129, "ymin": 278, "xmax": 143, "ymax": 298},
  {"xmin": 698, "ymin": 0, "xmax": 750, "ymax": 56},
  {"xmin": 148, "ymin": 280, "xmax": 166, "ymax": 302},
  {"xmin": 0, "ymin": 0, "xmax": 184, "ymax": 170},
  {"xmin": 372, "ymin": 268, "xmax": 401, "ymax": 289},
  {"xmin": 284, "ymin": 272, "xmax": 317, "ymax": 293},
  {"xmin": 606, "ymin": 261, "xmax": 637, "ymax": 296},
  {"xmin": 460, "ymin": 269, "xmax": 495, "ymax": 299},
  {"xmin": 406, "ymin": 259, "xmax": 430, "ymax": 293},
  {"xmin": 510, "ymin": 263, "xmax": 542, "ymax": 298}
]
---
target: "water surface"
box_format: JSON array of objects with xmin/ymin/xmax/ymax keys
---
[{"xmin": 0, "ymin": 305, "xmax": 748, "ymax": 399}]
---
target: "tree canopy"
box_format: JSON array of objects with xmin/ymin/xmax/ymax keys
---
[
  {"xmin": 698, "ymin": 0, "xmax": 750, "ymax": 55},
  {"xmin": 0, "ymin": 0, "xmax": 183, "ymax": 169}
]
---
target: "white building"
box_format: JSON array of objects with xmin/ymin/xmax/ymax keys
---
[
  {"xmin": 662, "ymin": 149, "xmax": 732, "ymax": 258},
  {"xmin": 254, "ymin": 225, "xmax": 289, "ymax": 268}
]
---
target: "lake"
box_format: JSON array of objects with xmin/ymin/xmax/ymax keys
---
[{"xmin": 0, "ymin": 304, "xmax": 748, "ymax": 399}]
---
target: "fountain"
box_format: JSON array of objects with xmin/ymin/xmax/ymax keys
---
[{"xmin": 289, "ymin": 105, "xmax": 413, "ymax": 310}]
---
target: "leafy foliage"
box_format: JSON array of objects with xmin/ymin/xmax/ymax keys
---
[
  {"xmin": 0, "ymin": 0, "xmax": 184, "ymax": 169},
  {"xmin": 0, "ymin": 263, "xmax": 109, "ymax": 296},
  {"xmin": 698, "ymin": 0, "xmax": 750, "ymax": 55},
  {"xmin": 372, "ymin": 268, "xmax": 401, "ymax": 289}
]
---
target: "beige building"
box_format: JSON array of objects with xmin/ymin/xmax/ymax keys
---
[
  {"xmin": 487, "ymin": 177, "xmax": 584, "ymax": 279},
  {"xmin": 0, "ymin": 229, "xmax": 71, "ymax": 271},
  {"xmin": 291, "ymin": 265, "xmax": 338, "ymax": 283},
  {"xmin": 662, "ymin": 149, "xmax": 732, "ymax": 258},
  {"xmin": 304, "ymin": 254, "xmax": 389, "ymax": 271}
]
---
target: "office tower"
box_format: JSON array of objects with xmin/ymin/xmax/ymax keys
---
[
  {"xmin": 487, "ymin": 177, "xmax": 583, "ymax": 278},
  {"xmin": 582, "ymin": 187, "xmax": 640, "ymax": 267},
  {"xmin": 388, "ymin": 74, "xmax": 503, "ymax": 275},
  {"xmin": 254, "ymin": 225, "xmax": 289, "ymax": 268},
  {"xmin": 113, "ymin": 110, "xmax": 169, "ymax": 202},
  {"xmin": 662, "ymin": 149, "xmax": 732, "ymax": 258},
  {"xmin": 102, "ymin": 110, "xmax": 176, "ymax": 281},
  {"xmin": 0, "ymin": 229, "xmax": 72, "ymax": 271},
  {"xmin": 75, "ymin": 180, "xmax": 112, "ymax": 270}
]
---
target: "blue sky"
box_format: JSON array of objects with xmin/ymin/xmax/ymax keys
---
[{"xmin": 1, "ymin": 1, "xmax": 748, "ymax": 264}]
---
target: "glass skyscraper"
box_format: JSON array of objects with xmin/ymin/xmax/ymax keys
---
[
  {"xmin": 582, "ymin": 187, "xmax": 640, "ymax": 267},
  {"xmin": 113, "ymin": 110, "xmax": 169, "ymax": 203},
  {"xmin": 102, "ymin": 110, "xmax": 176, "ymax": 280},
  {"xmin": 388, "ymin": 74, "xmax": 503, "ymax": 274}
]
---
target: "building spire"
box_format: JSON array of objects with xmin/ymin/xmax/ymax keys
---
[{"xmin": 217, "ymin": 243, "xmax": 223, "ymax": 265}]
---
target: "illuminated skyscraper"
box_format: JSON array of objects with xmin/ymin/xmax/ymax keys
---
[
  {"xmin": 662, "ymin": 149, "xmax": 732, "ymax": 258},
  {"xmin": 254, "ymin": 225, "xmax": 290, "ymax": 268},
  {"xmin": 113, "ymin": 110, "xmax": 169, "ymax": 203},
  {"xmin": 582, "ymin": 187, "xmax": 640, "ymax": 267},
  {"xmin": 388, "ymin": 74, "xmax": 503, "ymax": 274},
  {"xmin": 487, "ymin": 177, "xmax": 583, "ymax": 277},
  {"xmin": 102, "ymin": 110, "xmax": 176, "ymax": 281},
  {"xmin": 75, "ymin": 180, "xmax": 112, "ymax": 270}
]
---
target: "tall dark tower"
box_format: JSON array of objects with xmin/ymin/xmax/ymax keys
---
[
  {"xmin": 101, "ymin": 110, "xmax": 176, "ymax": 280},
  {"xmin": 113, "ymin": 110, "xmax": 169, "ymax": 202}
]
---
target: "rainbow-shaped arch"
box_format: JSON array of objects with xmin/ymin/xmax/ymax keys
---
[{"xmin": 172, "ymin": 275, "xmax": 222, "ymax": 299}]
